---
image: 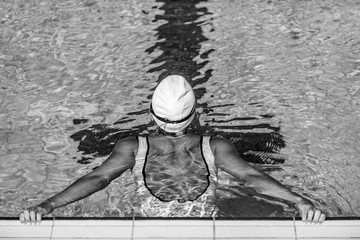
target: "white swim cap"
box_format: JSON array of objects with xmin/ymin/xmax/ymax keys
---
[{"xmin": 151, "ymin": 75, "xmax": 196, "ymax": 133}]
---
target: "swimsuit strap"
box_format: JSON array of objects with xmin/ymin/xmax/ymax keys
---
[
  {"xmin": 202, "ymin": 136, "xmax": 218, "ymax": 181},
  {"xmin": 135, "ymin": 136, "xmax": 148, "ymax": 161}
]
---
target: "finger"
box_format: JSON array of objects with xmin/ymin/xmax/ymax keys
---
[
  {"xmin": 36, "ymin": 212, "xmax": 42, "ymax": 224},
  {"xmin": 19, "ymin": 213, "xmax": 25, "ymax": 223},
  {"xmin": 313, "ymin": 210, "xmax": 321, "ymax": 223},
  {"xmin": 29, "ymin": 210, "xmax": 36, "ymax": 223},
  {"xmin": 301, "ymin": 210, "xmax": 307, "ymax": 222},
  {"xmin": 319, "ymin": 213, "xmax": 326, "ymax": 224},
  {"xmin": 24, "ymin": 210, "xmax": 30, "ymax": 223},
  {"xmin": 307, "ymin": 209, "xmax": 314, "ymax": 223}
]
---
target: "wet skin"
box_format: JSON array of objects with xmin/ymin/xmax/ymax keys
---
[{"xmin": 20, "ymin": 133, "xmax": 325, "ymax": 224}]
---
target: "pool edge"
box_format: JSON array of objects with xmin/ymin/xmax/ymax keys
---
[{"xmin": 1, "ymin": 218, "xmax": 360, "ymax": 239}]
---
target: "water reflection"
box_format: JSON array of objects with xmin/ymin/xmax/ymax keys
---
[
  {"xmin": 71, "ymin": 0, "xmax": 285, "ymax": 167},
  {"xmin": 71, "ymin": 0, "xmax": 216, "ymax": 163},
  {"xmin": 70, "ymin": 0, "xmax": 288, "ymax": 217}
]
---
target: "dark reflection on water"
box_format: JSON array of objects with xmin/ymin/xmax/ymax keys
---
[
  {"xmin": 70, "ymin": 123, "xmax": 148, "ymax": 164},
  {"xmin": 70, "ymin": 0, "xmax": 289, "ymax": 217},
  {"xmin": 145, "ymin": 0, "xmax": 214, "ymax": 101}
]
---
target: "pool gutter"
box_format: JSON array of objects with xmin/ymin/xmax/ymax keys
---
[{"xmin": 1, "ymin": 217, "xmax": 359, "ymax": 239}]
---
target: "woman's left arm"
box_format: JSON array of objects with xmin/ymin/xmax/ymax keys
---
[{"xmin": 211, "ymin": 137, "xmax": 326, "ymax": 223}]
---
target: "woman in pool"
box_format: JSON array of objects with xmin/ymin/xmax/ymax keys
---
[{"xmin": 20, "ymin": 75, "xmax": 326, "ymax": 223}]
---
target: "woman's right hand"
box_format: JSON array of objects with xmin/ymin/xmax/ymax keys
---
[
  {"xmin": 295, "ymin": 198, "xmax": 326, "ymax": 224},
  {"xmin": 19, "ymin": 202, "xmax": 53, "ymax": 224}
]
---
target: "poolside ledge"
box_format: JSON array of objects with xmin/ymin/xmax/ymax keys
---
[{"xmin": 0, "ymin": 217, "xmax": 359, "ymax": 240}]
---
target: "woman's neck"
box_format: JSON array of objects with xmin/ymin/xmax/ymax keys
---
[{"xmin": 156, "ymin": 128, "xmax": 187, "ymax": 137}]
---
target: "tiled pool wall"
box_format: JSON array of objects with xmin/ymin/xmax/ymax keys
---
[{"xmin": 1, "ymin": 218, "xmax": 360, "ymax": 239}]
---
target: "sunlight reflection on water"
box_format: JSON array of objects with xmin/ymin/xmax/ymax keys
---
[{"xmin": 0, "ymin": 0, "xmax": 359, "ymax": 217}]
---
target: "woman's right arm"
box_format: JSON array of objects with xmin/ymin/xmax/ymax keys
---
[{"xmin": 19, "ymin": 136, "xmax": 138, "ymax": 224}]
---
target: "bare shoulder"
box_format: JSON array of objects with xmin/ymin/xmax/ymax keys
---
[
  {"xmin": 117, "ymin": 136, "xmax": 139, "ymax": 145},
  {"xmin": 91, "ymin": 136, "xmax": 138, "ymax": 178},
  {"xmin": 209, "ymin": 136, "xmax": 236, "ymax": 154},
  {"xmin": 209, "ymin": 136, "xmax": 254, "ymax": 176},
  {"xmin": 112, "ymin": 136, "xmax": 139, "ymax": 156}
]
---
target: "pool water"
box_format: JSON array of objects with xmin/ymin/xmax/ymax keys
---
[{"xmin": 0, "ymin": 0, "xmax": 359, "ymax": 218}]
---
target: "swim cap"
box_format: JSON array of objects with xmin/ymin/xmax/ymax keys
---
[{"xmin": 151, "ymin": 75, "xmax": 196, "ymax": 133}]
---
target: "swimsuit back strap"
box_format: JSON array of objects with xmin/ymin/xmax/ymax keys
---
[
  {"xmin": 135, "ymin": 136, "xmax": 148, "ymax": 161},
  {"xmin": 202, "ymin": 136, "xmax": 218, "ymax": 181}
]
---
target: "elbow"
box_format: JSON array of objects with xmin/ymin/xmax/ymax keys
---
[
  {"xmin": 97, "ymin": 177, "xmax": 110, "ymax": 189},
  {"xmin": 243, "ymin": 174, "xmax": 268, "ymax": 191},
  {"xmin": 84, "ymin": 174, "xmax": 110, "ymax": 190}
]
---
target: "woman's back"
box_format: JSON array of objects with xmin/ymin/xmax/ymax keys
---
[
  {"xmin": 131, "ymin": 134, "xmax": 218, "ymax": 217},
  {"xmin": 145, "ymin": 134, "xmax": 210, "ymax": 202}
]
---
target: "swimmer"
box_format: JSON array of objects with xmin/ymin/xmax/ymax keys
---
[{"xmin": 20, "ymin": 75, "xmax": 326, "ymax": 224}]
